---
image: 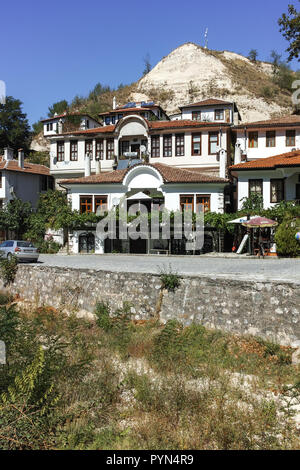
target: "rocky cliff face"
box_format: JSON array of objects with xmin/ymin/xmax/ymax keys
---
[
  {"xmin": 31, "ymin": 42, "xmax": 293, "ymax": 151},
  {"xmin": 132, "ymin": 42, "xmax": 292, "ymax": 122}
]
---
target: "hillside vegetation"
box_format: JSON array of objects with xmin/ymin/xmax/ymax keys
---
[{"xmin": 1, "ymin": 292, "xmax": 300, "ymax": 450}]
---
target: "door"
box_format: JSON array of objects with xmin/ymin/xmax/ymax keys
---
[
  {"xmin": 129, "ymin": 238, "xmax": 147, "ymax": 254},
  {"xmin": 79, "ymin": 233, "xmax": 95, "ymax": 253}
]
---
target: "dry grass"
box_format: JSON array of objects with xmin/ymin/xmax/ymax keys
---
[{"xmin": 1, "ymin": 298, "xmax": 300, "ymax": 450}]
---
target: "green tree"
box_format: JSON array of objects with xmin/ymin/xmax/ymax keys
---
[
  {"xmin": 248, "ymin": 49, "xmax": 258, "ymax": 62},
  {"xmin": 143, "ymin": 53, "xmax": 152, "ymax": 75},
  {"xmin": 26, "ymin": 151, "xmax": 50, "ymax": 167},
  {"xmin": 278, "ymin": 2, "xmax": 300, "ymax": 62},
  {"xmin": 274, "ymin": 216, "xmax": 300, "ymax": 257},
  {"xmin": 0, "ymin": 96, "xmax": 31, "ymax": 154},
  {"xmin": 48, "ymin": 100, "xmax": 69, "ymax": 117},
  {"xmin": 31, "ymin": 120, "xmax": 43, "ymax": 135},
  {"xmin": 0, "ymin": 199, "xmax": 32, "ymax": 239}
]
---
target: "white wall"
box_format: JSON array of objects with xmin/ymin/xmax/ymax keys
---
[
  {"xmin": 236, "ymin": 128, "xmax": 300, "ymax": 160},
  {"xmin": 149, "ymin": 130, "xmax": 228, "ymax": 169},
  {"xmin": 236, "ymin": 168, "xmax": 300, "ymax": 209},
  {"xmin": 181, "ymin": 105, "xmax": 233, "ymax": 123}
]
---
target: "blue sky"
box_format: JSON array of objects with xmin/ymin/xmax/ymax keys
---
[{"xmin": 1, "ymin": 0, "xmax": 298, "ymax": 126}]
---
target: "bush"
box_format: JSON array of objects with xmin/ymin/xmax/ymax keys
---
[
  {"xmin": 35, "ymin": 239, "xmax": 61, "ymax": 254},
  {"xmin": 0, "ymin": 256, "xmax": 18, "ymax": 286},
  {"xmin": 159, "ymin": 266, "xmax": 180, "ymax": 292},
  {"xmin": 275, "ymin": 217, "xmax": 300, "ymax": 258}
]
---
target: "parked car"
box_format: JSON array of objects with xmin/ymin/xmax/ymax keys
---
[{"xmin": 0, "ymin": 240, "xmax": 39, "ymax": 263}]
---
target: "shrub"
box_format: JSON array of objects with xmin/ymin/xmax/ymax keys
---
[
  {"xmin": 94, "ymin": 301, "xmax": 112, "ymax": 331},
  {"xmin": 0, "ymin": 256, "xmax": 18, "ymax": 286},
  {"xmin": 159, "ymin": 265, "xmax": 180, "ymax": 292},
  {"xmin": 34, "ymin": 239, "xmax": 61, "ymax": 254},
  {"xmin": 275, "ymin": 217, "xmax": 300, "ymax": 258}
]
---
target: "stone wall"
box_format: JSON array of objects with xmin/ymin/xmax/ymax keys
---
[{"xmin": 6, "ymin": 265, "xmax": 300, "ymax": 347}]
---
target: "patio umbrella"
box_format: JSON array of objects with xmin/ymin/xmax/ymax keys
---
[
  {"xmin": 242, "ymin": 217, "xmax": 278, "ymax": 228},
  {"xmin": 228, "ymin": 215, "xmax": 260, "ymax": 224}
]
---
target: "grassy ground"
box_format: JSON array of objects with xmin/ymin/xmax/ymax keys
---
[{"xmin": 0, "ymin": 294, "xmax": 300, "ymax": 450}]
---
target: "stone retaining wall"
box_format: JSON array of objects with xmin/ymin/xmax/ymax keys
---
[{"xmin": 5, "ymin": 265, "xmax": 300, "ymax": 347}]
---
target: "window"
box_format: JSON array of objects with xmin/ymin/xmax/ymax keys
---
[
  {"xmin": 118, "ymin": 114, "xmax": 123, "ymax": 120},
  {"xmin": 86, "ymin": 119, "xmax": 90, "ymax": 129},
  {"xmin": 196, "ymin": 195, "xmax": 210, "ymax": 213},
  {"xmin": 120, "ymin": 140, "xmax": 129, "ymax": 155},
  {"xmin": 57, "ymin": 142, "xmax": 65, "ymax": 161},
  {"xmin": 111, "ymin": 116, "xmax": 116, "ymax": 124},
  {"xmin": 180, "ymin": 195, "xmax": 194, "ymax": 212},
  {"xmin": 248, "ymin": 132, "xmax": 258, "ymax": 148},
  {"xmin": 192, "ymin": 134, "xmax": 201, "ymax": 156},
  {"xmin": 266, "ymin": 131, "xmax": 276, "ymax": 147},
  {"xmin": 96, "ymin": 139, "xmax": 104, "ymax": 160},
  {"xmin": 46, "ymin": 123, "xmax": 53, "ymax": 132},
  {"xmin": 95, "ymin": 196, "xmax": 108, "ymax": 214},
  {"xmin": 175, "ymin": 134, "xmax": 184, "ymax": 156},
  {"xmin": 163, "ymin": 135, "xmax": 172, "ymax": 157},
  {"xmin": 85, "ymin": 140, "xmax": 93, "ymax": 158},
  {"xmin": 151, "ymin": 136, "xmax": 160, "ymax": 158},
  {"xmin": 270, "ymin": 179, "xmax": 284, "ymax": 203},
  {"xmin": 286, "ymin": 130, "xmax": 296, "ymax": 147},
  {"xmin": 80, "ymin": 196, "xmax": 93, "ymax": 213},
  {"xmin": 215, "ymin": 109, "xmax": 224, "ymax": 120},
  {"xmin": 70, "ymin": 141, "xmax": 78, "ymax": 161},
  {"xmin": 192, "ymin": 111, "xmax": 201, "ymax": 121},
  {"xmin": 249, "ymin": 179, "xmax": 263, "ymax": 196},
  {"xmin": 107, "ymin": 139, "xmax": 114, "ymax": 160},
  {"xmin": 105, "ymin": 117, "xmax": 111, "ymax": 125},
  {"xmin": 208, "ymin": 132, "xmax": 219, "ymax": 154}
]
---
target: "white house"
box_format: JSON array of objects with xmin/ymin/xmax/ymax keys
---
[
  {"xmin": 234, "ymin": 115, "xmax": 300, "ymax": 162},
  {"xmin": 230, "ymin": 149, "xmax": 300, "ymax": 210},
  {"xmin": 60, "ymin": 161, "xmax": 229, "ymax": 254},
  {"xmin": 99, "ymin": 100, "xmax": 169, "ymax": 126},
  {"xmin": 48, "ymin": 112, "xmax": 233, "ymax": 186},
  {"xmin": 171, "ymin": 98, "xmax": 241, "ymax": 125},
  {"xmin": 0, "ymin": 147, "xmax": 53, "ymax": 210},
  {"xmin": 42, "ymin": 112, "xmax": 101, "ymax": 137}
]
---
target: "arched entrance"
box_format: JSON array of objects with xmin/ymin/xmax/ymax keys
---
[{"xmin": 79, "ymin": 232, "xmax": 95, "ymax": 253}]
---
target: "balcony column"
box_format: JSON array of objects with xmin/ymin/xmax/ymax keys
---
[{"xmin": 160, "ymin": 135, "xmax": 163, "ymax": 158}]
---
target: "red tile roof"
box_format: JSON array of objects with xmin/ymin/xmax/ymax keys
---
[
  {"xmin": 230, "ymin": 150, "xmax": 300, "ymax": 171},
  {"xmin": 148, "ymin": 120, "xmax": 231, "ymax": 130},
  {"xmin": 41, "ymin": 112, "xmax": 101, "ymax": 125},
  {"xmin": 0, "ymin": 159, "xmax": 50, "ymax": 176},
  {"xmin": 58, "ymin": 125, "xmax": 115, "ymax": 136},
  {"xmin": 60, "ymin": 163, "xmax": 228, "ymax": 185},
  {"xmin": 53, "ymin": 119, "xmax": 230, "ymax": 137},
  {"xmin": 233, "ymin": 114, "xmax": 300, "ymax": 129},
  {"xmin": 180, "ymin": 99, "xmax": 233, "ymax": 109}
]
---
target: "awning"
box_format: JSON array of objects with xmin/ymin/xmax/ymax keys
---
[{"xmin": 242, "ymin": 217, "xmax": 278, "ymax": 228}]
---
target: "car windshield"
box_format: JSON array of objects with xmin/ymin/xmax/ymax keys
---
[{"xmin": 17, "ymin": 242, "xmax": 35, "ymax": 248}]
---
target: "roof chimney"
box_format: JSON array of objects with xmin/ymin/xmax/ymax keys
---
[
  {"xmin": 113, "ymin": 96, "xmax": 117, "ymax": 110},
  {"xmin": 4, "ymin": 147, "xmax": 14, "ymax": 161},
  {"xmin": 18, "ymin": 149, "xmax": 24, "ymax": 168},
  {"xmin": 234, "ymin": 143, "xmax": 242, "ymax": 165},
  {"xmin": 84, "ymin": 153, "xmax": 91, "ymax": 177}
]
